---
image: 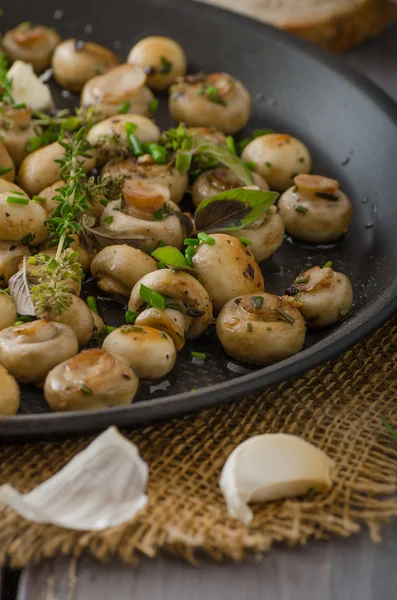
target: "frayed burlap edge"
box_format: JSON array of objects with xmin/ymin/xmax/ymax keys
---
[{"xmin": 0, "ymin": 315, "xmax": 397, "ymax": 567}]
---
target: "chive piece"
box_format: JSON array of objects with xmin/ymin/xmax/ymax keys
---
[
  {"xmin": 185, "ymin": 246, "xmax": 196, "ymax": 257},
  {"xmin": 198, "ymin": 232, "xmax": 215, "ymax": 245},
  {"xmin": 6, "ymin": 196, "xmax": 29, "ymax": 205},
  {"xmin": 125, "ymin": 122, "xmax": 143, "ymax": 156},
  {"xmin": 87, "ymin": 296, "xmax": 98, "ymax": 314},
  {"xmin": 239, "ymin": 237, "xmax": 252, "ymax": 246},
  {"xmin": 295, "ymin": 205, "xmax": 308, "ymax": 214},
  {"xmin": 159, "ymin": 56, "xmax": 172, "ymax": 74},
  {"xmin": 125, "ymin": 310, "xmax": 136, "ymax": 323},
  {"xmin": 298, "ymin": 157, "xmax": 305, "ymax": 163},
  {"xmin": 315, "ymin": 191, "xmax": 339, "ymax": 201},
  {"xmin": 144, "ymin": 143, "xmax": 169, "ymax": 164},
  {"xmin": 153, "ymin": 208, "xmax": 164, "ymax": 220},
  {"xmin": 185, "ymin": 252, "xmax": 193, "ymax": 266},
  {"xmin": 0, "ymin": 166, "xmax": 12, "ymax": 176},
  {"xmin": 99, "ymin": 197, "xmax": 109, "ymax": 206},
  {"xmin": 191, "ymin": 351, "xmax": 207, "ymax": 359},
  {"xmin": 20, "ymin": 233, "xmax": 35, "ymax": 246},
  {"xmin": 139, "ymin": 283, "xmax": 165, "ymax": 311},
  {"xmin": 80, "ymin": 384, "xmax": 93, "ymax": 395},
  {"xmin": 32, "ymin": 195, "xmax": 45, "ymax": 203},
  {"xmin": 13, "ymin": 102, "xmax": 27, "ymax": 110},
  {"xmin": 341, "ymin": 303, "xmax": 352, "ymax": 317},
  {"xmin": 247, "ymin": 322, "xmax": 253, "ymax": 332},
  {"xmin": 175, "ymin": 150, "xmax": 192, "ymax": 174},
  {"xmin": 14, "ymin": 321, "xmax": 24, "ymax": 325},
  {"xmin": 103, "ymin": 215, "xmax": 113, "ymax": 224},
  {"xmin": 148, "ymin": 98, "xmax": 159, "ymax": 113},
  {"xmin": 104, "ymin": 325, "xmax": 118, "ymax": 334},
  {"xmin": 296, "ymin": 275, "xmax": 309, "ymax": 284},
  {"xmin": 119, "ymin": 100, "xmax": 131, "ymax": 114},
  {"xmin": 275, "ymin": 308, "xmax": 294, "ymax": 324},
  {"xmin": 322, "ymin": 261, "xmax": 333, "ymax": 269},
  {"xmin": 265, "ymin": 162, "xmax": 272, "ymax": 168},
  {"xmin": 250, "ymin": 296, "xmax": 264, "ymax": 309},
  {"xmin": 184, "ymin": 238, "xmax": 200, "ymax": 246},
  {"xmin": 226, "ymin": 136, "xmax": 236, "ymax": 154},
  {"xmin": 16, "ymin": 315, "xmax": 35, "ymax": 323},
  {"xmin": 159, "ymin": 332, "xmax": 168, "ymax": 339},
  {"xmin": 245, "ymin": 161, "xmax": 256, "ymax": 171}
]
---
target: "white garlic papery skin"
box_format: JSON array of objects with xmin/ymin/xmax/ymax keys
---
[
  {"xmin": 219, "ymin": 434, "xmax": 334, "ymax": 524},
  {"xmin": 0, "ymin": 427, "xmax": 148, "ymax": 531}
]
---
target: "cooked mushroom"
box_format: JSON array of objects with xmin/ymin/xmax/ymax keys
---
[
  {"xmin": 0, "ymin": 143, "xmax": 15, "ymax": 182},
  {"xmin": 169, "ymin": 72, "xmax": 251, "ymax": 135},
  {"xmin": 87, "ymin": 114, "xmax": 160, "ymax": 164},
  {"xmin": 52, "ymin": 39, "xmax": 119, "ymax": 92},
  {"xmin": 0, "ymin": 364, "xmax": 20, "ymax": 416},
  {"xmin": 103, "ymin": 325, "xmax": 176, "ymax": 379},
  {"xmin": 242, "ymin": 133, "xmax": 312, "ymax": 191},
  {"xmin": 3, "ymin": 22, "xmax": 61, "ymax": 72},
  {"xmin": 128, "ymin": 269, "xmax": 213, "ymax": 347},
  {"xmin": 100, "ymin": 180, "xmax": 185, "ymax": 253},
  {"xmin": 217, "ymin": 292, "xmax": 306, "ymax": 365},
  {"xmin": 44, "ymin": 348, "xmax": 139, "ymax": 412},
  {"xmin": 192, "ymin": 167, "xmax": 269, "ymax": 208},
  {"xmin": 228, "ymin": 205, "xmax": 285, "ymax": 263},
  {"xmin": 102, "ymin": 155, "xmax": 188, "ymax": 204},
  {"xmin": 0, "ymin": 178, "xmax": 26, "ymax": 195},
  {"xmin": 81, "ymin": 63, "xmax": 154, "ymax": 119},
  {"xmin": 0, "ymin": 319, "xmax": 78, "ymax": 383},
  {"xmin": 278, "ymin": 174, "xmax": 353, "ymax": 243},
  {"xmin": 18, "ymin": 141, "xmax": 96, "ymax": 197},
  {"xmin": 285, "ymin": 265, "xmax": 353, "ymax": 328},
  {"xmin": 0, "ymin": 105, "xmax": 37, "ymax": 167},
  {"xmin": 191, "ymin": 233, "xmax": 264, "ymax": 313},
  {"xmin": 0, "ymin": 241, "xmax": 30, "ymax": 286},
  {"xmin": 127, "ymin": 36, "xmax": 187, "ymax": 91},
  {"xmin": 91, "ymin": 245, "xmax": 157, "ymax": 297},
  {"xmin": 0, "ymin": 293, "xmax": 17, "ymax": 331},
  {"xmin": 0, "ymin": 192, "xmax": 47, "ymax": 245},
  {"xmin": 52, "ymin": 295, "xmax": 104, "ymax": 347},
  {"xmin": 186, "ymin": 127, "xmax": 227, "ymax": 145}
]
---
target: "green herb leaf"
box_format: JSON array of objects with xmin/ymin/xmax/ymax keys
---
[
  {"xmin": 322, "ymin": 261, "xmax": 333, "ymax": 269},
  {"xmin": 148, "ymin": 98, "xmax": 159, "ymax": 113},
  {"xmin": 103, "ymin": 215, "xmax": 113, "ymax": 224},
  {"xmin": 197, "ymin": 232, "xmax": 215, "ymax": 245},
  {"xmin": 192, "ymin": 136, "xmax": 253, "ymax": 186},
  {"xmin": 80, "ymin": 215, "xmax": 147, "ymax": 251},
  {"xmin": 159, "ymin": 56, "xmax": 173, "ymax": 74},
  {"xmin": 191, "ymin": 351, "xmax": 207, "ymax": 360},
  {"xmin": 175, "ymin": 150, "xmax": 192, "ymax": 174},
  {"xmin": 119, "ymin": 100, "xmax": 131, "ymax": 114},
  {"xmin": 250, "ymin": 296, "xmax": 264, "ymax": 309},
  {"xmin": 0, "ymin": 166, "xmax": 12, "ymax": 176},
  {"xmin": 239, "ymin": 236, "xmax": 252, "ymax": 246},
  {"xmin": 125, "ymin": 122, "xmax": 143, "ymax": 156},
  {"xmin": 125, "ymin": 310, "xmax": 136, "ymax": 323},
  {"xmin": 80, "ymin": 384, "xmax": 93, "ymax": 395},
  {"xmin": 86, "ymin": 296, "xmax": 98, "ymax": 314},
  {"xmin": 152, "ymin": 246, "xmax": 187, "ymax": 268}
]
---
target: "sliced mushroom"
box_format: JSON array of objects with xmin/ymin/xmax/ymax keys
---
[
  {"xmin": 285, "ymin": 265, "xmax": 353, "ymax": 328},
  {"xmin": 0, "ymin": 142, "xmax": 15, "ymax": 182},
  {"xmin": 18, "ymin": 141, "xmax": 96, "ymax": 196},
  {"xmin": 0, "ymin": 241, "xmax": 30, "ymax": 285},
  {"xmin": 52, "ymin": 39, "xmax": 119, "ymax": 92},
  {"xmin": 0, "ymin": 364, "xmax": 20, "ymax": 416},
  {"xmin": 0, "ymin": 178, "xmax": 26, "ymax": 195},
  {"xmin": 91, "ymin": 245, "xmax": 157, "ymax": 297},
  {"xmin": 169, "ymin": 72, "xmax": 251, "ymax": 135},
  {"xmin": 3, "ymin": 22, "xmax": 61, "ymax": 72},
  {"xmin": 192, "ymin": 167, "xmax": 269, "ymax": 208},
  {"xmin": 0, "ymin": 105, "xmax": 37, "ymax": 167},
  {"xmin": 186, "ymin": 127, "xmax": 227, "ymax": 145},
  {"xmin": 278, "ymin": 174, "xmax": 353, "ymax": 243},
  {"xmin": 217, "ymin": 292, "xmax": 306, "ymax": 365},
  {"xmin": 81, "ymin": 63, "xmax": 154, "ymax": 119},
  {"xmin": 0, "ymin": 293, "xmax": 17, "ymax": 331},
  {"xmin": 128, "ymin": 269, "xmax": 213, "ymax": 340},
  {"xmin": 242, "ymin": 133, "xmax": 312, "ymax": 192},
  {"xmin": 52, "ymin": 295, "xmax": 104, "ymax": 347},
  {"xmin": 44, "ymin": 348, "xmax": 139, "ymax": 411},
  {"xmin": 87, "ymin": 113, "xmax": 160, "ymax": 164},
  {"xmin": 127, "ymin": 36, "xmax": 187, "ymax": 91},
  {"xmin": 103, "ymin": 325, "xmax": 176, "ymax": 379},
  {"xmin": 0, "ymin": 192, "xmax": 47, "ymax": 245},
  {"xmin": 102, "ymin": 155, "xmax": 188, "ymax": 204},
  {"xmin": 0, "ymin": 319, "xmax": 79, "ymax": 383},
  {"xmin": 228, "ymin": 206, "xmax": 285, "ymax": 263},
  {"xmin": 191, "ymin": 233, "xmax": 264, "ymax": 314}
]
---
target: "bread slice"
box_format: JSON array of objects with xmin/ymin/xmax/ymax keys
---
[{"xmin": 200, "ymin": 0, "xmax": 397, "ymax": 52}]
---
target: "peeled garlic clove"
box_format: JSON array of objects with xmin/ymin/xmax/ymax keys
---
[
  {"xmin": 0, "ymin": 427, "xmax": 148, "ymax": 530},
  {"xmin": 219, "ymin": 433, "xmax": 333, "ymax": 524}
]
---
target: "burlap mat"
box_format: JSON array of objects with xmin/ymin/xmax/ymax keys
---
[{"xmin": 0, "ymin": 314, "xmax": 397, "ymax": 567}]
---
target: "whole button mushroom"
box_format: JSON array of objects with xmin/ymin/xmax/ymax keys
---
[
  {"xmin": 90, "ymin": 245, "xmax": 157, "ymax": 298},
  {"xmin": 103, "ymin": 325, "xmax": 176, "ymax": 379},
  {"xmin": 52, "ymin": 39, "xmax": 119, "ymax": 92},
  {"xmin": 242, "ymin": 133, "xmax": 312, "ymax": 191},
  {"xmin": 169, "ymin": 72, "xmax": 251, "ymax": 135},
  {"xmin": 127, "ymin": 36, "xmax": 187, "ymax": 91},
  {"xmin": 191, "ymin": 233, "xmax": 264, "ymax": 314},
  {"xmin": 0, "ymin": 105, "xmax": 37, "ymax": 167},
  {"xmin": 0, "ymin": 292, "xmax": 17, "ymax": 331},
  {"xmin": 278, "ymin": 174, "xmax": 353, "ymax": 243},
  {"xmin": 286, "ymin": 265, "xmax": 353, "ymax": 328},
  {"xmin": 81, "ymin": 63, "xmax": 154, "ymax": 119},
  {"xmin": 0, "ymin": 365, "xmax": 20, "ymax": 416},
  {"xmin": 217, "ymin": 292, "xmax": 306, "ymax": 365},
  {"xmin": 44, "ymin": 348, "xmax": 139, "ymax": 412},
  {"xmin": 0, "ymin": 179, "xmax": 26, "ymax": 196},
  {"xmin": 0, "ymin": 241, "xmax": 30, "ymax": 285},
  {"xmin": 0, "ymin": 142, "xmax": 15, "ymax": 182},
  {"xmin": 192, "ymin": 167, "xmax": 269, "ymax": 209},
  {"xmin": 52, "ymin": 295, "xmax": 104, "ymax": 347},
  {"xmin": 3, "ymin": 22, "xmax": 61, "ymax": 73},
  {"xmin": 0, "ymin": 319, "xmax": 79, "ymax": 383},
  {"xmin": 0, "ymin": 192, "xmax": 48, "ymax": 245}
]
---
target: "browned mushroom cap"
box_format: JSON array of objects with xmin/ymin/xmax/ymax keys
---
[
  {"xmin": 0, "ymin": 105, "xmax": 37, "ymax": 167},
  {"xmin": 278, "ymin": 174, "xmax": 352, "ymax": 243},
  {"xmin": 44, "ymin": 348, "xmax": 139, "ymax": 412},
  {"xmin": 285, "ymin": 265, "xmax": 353, "ymax": 328},
  {"xmin": 52, "ymin": 39, "xmax": 119, "ymax": 92},
  {"xmin": 52, "ymin": 295, "xmax": 104, "ymax": 347},
  {"xmin": 169, "ymin": 72, "xmax": 251, "ymax": 135},
  {"xmin": 192, "ymin": 167, "xmax": 269, "ymax": 208},
  {"xmin": 3, "ymin": 22, "xmax": 61, "ymax": 72},
  {"xmin": 103, "ymin": 325, "xmax": 176, "ymax": 379},
  {"xmin": 135, "ymin": 307, "xmax": 187, "ymax": 351},
  {"xmin": 191, "ymin": 234, "xmax": 264, "ymax": 314},
  {"xmin": 0, "ymin": 192, "xmax": 48, "ymax": 245},
  {"xmin": 127, "ymin": 36, "xmax": 187, "ymax": 91},
  {"xmin": 217, "ymin": 292, "xmax": 306, "ymax": 365},
  {"xmin": 0, "ymin": 364, "xmax": 20, "ymax": 416},
  {"xmin": 0, "ymin": 241, "xmax": 30, "ymax": 285},
  {"xmin": 0, "ymin": 293, "xmax": 17, "ymax": 331},
  {"xmin": 90, "ymin": 245, "xmax": 157, "ymax": 298},
  {"xmin": 0, "ymin": 319, "xmax": 79, "ymax": 383},
  {"xmin": 0, "ymin": 143, "xmax": 15, "ymax": 182},
  {"xmin": 128, "ymin": 269, "xmax": 213, "ymax": 339}
]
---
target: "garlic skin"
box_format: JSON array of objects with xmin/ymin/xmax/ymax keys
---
[{"xmin": 220, "ymin": 434, "xmax": 334, "ymax": 524}]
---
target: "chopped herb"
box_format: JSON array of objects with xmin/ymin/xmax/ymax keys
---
[
  {"xmin": 226, "ymin": 136, "xmax": 236, "ymax": 154},
  {"xmin": 185, "ymin": 253, "xmax": 193, "ymax": 266},
  {"xmin": 86, "ymin": 296, "xmax": 98, "ymax": 314},
  {"xmin": 121, "ymin": 324, "xmax": 143, "ymax": 333},
  {"xmin": 32, "ymin": 195, "xmax": 45, "ymax": 204},
  {"xmin": 198, "ymin": 232, "xmax": 215, "ymax": 245},
  {"xmin": 185, "ymin": 246, "xmax": 196, "ymax": 257},
  {"xmin": 247, "ymin": 322, "xmax": 253, "ymax": 332},
  {"xmin": 191, "ymin": 351, "xmax": 207, "ymax": 359},
  {"xmin": 140, "ymin": 283, "xmax": 165, "ymax": 311},
  {"xmin": 315, "ymin": 191, "xmax": 339, "ymax": 201},
  {"xmin": 148, "ymin": 98, "xmax": 159, "ymax": 113},
  {"xmin": 197, "ymin": 83, "xmax": 226, "ymax": 106},
  {"xmin": 103, "ymin": 215, "xmax": 114, "ymax": 224},
  {"xmin": 296, "ymin": 275, "xmax": 309, "ymax": 284},
  {"xmin": 295, "ymin": 205, "xmax": 308, "ymax": 214},
  {"xmin": 125, "ymin": 122, "xmax": 144, "ymax": 156},
  {"xmin": 125, "ymin": 310, "xmax": 136, "ymax": 323},
  {"xmin": 99, "ymin": 197, "xmax": 109, "ymax": 206},
  {"xmin": 298, "ymin": 157, "xmax": 305, "ymax": 163},
  {"xmin": 142, "ymin": 142, "xmax": 169, "ymax": 164},
  {"xmin": 152, "ymin": 245, "xmax": 187, "ymax": 267},
  {"xmin": 80, "ymin": 384, "xmax": 93, "ymax": 395},
  {"xmin": 275, "ymin": 308, "xmax": 294, "ymax": 324},
  {"xmin": 341, "ymin": 303, "xmax": 352, "ymax": 317},
  {"xmin": 153, "ymin": 208, "xmax": 165, "ymax": 220},
  {"xmin": 175, "ymin": 150, "xmax": 192, "ymax": 174},
  {"xmin": 119, "ymin": 100, "xmax": 131, "ymax": 114},
  {"xmin": 20, "ymin": 233, "xmax": 35, "ymax": 246},
  {"xmin": 245, "ymin": 161, "xmax": 256, "ymax": 171},
  {"xmin": 236, "ymin": 129, "xmax": 274, "ymax": 153},
  {"xmin": 104, "ymin": 325, "xmax": 118, "ymax": 334},
  {"xmin": 322, "ymin": 261, "xmax": 333, "ymax": 269},
  {"xmin": 160, "ymin": 332, "xmax": 168, "ymax": 339},
  {"xmin": 159, "ymin": 56, "xmax": 173, "ymax": 74},
  {"xmin": 157, "ymin": 261, "xmax": 166, "ymax": 269},
  {"xmin": 15, "ymin": 315, "xmax": 35, "ymax": 323},
  {"xmin": 250, "ymin": 296, "xmax": 264, "ymax": 309},
  {"xmin": 265, "ymin": 162, "xmax": 272, "ymax": 168},
  {"xmin": 13, "ymin": 102, "xmax": 27, "ymax": 110},
  {"xmin": 0, "ymin": 167, "xmax": 12, "ymax": 176},
  {"xmin": 266, "ymin": 327, "xmax": 272, "ymax": 331},
  {"xmin": 184, "ymin": 238, "xmax": 200, "ymax": 246},
  {"xmin": 6, "ymin": 196, "xmax": 29, "ymax": 205},
  {"xmin": 239, "ymin": 237, "xmax": 252, "ymax": 246}
]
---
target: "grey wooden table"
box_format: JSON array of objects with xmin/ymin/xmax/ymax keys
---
[{"xmin": 4, "ymin": 20, "xmax": 397, "ymax": 600}]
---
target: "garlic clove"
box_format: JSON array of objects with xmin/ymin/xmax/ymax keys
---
[
  {"xmin": 219, "ymin": 433, "xmax": 334, "ymax": 524},
  {"xmin": 7, "ymin": 60, "xmax": 54, "ymax": 111}
]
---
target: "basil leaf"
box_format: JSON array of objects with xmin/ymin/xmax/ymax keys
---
[
  {"xmin": 194, "ymin": 188, "xmax": 279, "ymax": 234},
  {"xmin": 8, "ymin": 257, "xmax": 36, "ymax": 316},
  {"xmin": 192, "ymin": 136, "xmax": 253, "ymax": 185},
  {"xmin": 80, "ymin": 216, "xmax": 147, "ymax": 252},
  {"xmin": 152, "ymin": 246, "xmax": 187, "ymax": 267}
]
